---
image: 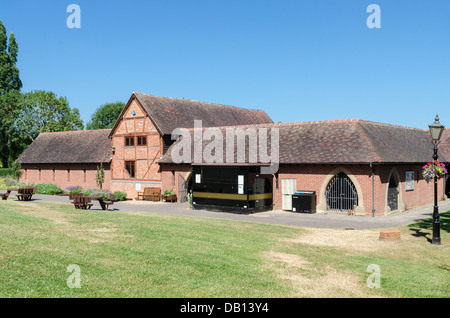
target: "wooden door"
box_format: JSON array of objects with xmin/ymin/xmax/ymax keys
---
[{"xmin": 282, "ymin": 178, "xmax": 297, "ymax": 211}]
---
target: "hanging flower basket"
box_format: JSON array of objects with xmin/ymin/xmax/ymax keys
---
[{"xmin": 422, "ymin": 161, "xmax": 447, "ymax": 183}]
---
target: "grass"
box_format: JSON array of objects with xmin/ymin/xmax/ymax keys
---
[{"xmin": 0, "ymin": 199, "xmax": 448, "ymax": 298}]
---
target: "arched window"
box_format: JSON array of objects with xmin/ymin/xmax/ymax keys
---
[{"xmin": 325, "ymin": 172, "xmax": 358, "ymax": 211}]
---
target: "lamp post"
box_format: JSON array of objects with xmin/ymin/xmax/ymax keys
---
[{"xmin": 428, "ymin": 114, "xmax": 445, "ymax": 245}]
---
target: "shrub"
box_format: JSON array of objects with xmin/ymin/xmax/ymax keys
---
[
  {"xmin": 162, "ymin": 188, "xmax": 176, "ymax": 197},
  {"xmin": 82, "ymin": 189, "xmax": 110, "ymax": 200},
  {"xmin": 113, "ymin": 191, "xmax": 127, "ymax": 201},
  {"xmin": 11, "ymin": 161, "xmax": 23, "ymax": 181},
  {"xmin": 3, "ymin": 179, "xmax": 29, "ymax": 188},
  {"xmin": 35, "ymin": 184, "xmax": 64, "ymax": 195},
  {"xmin": 81, "ymin": 189, "xmax": 127, "ymax": 201},
  {"xmin": 65, "ymin": 186, "xmax": 82, "ymax": 194},
  {"xmin": 0, "ymin": 180, "xmax": 8, "ymax": 190},
  {"xmin": 0, "ymin": 168, "xmax": 13, "ymax": 178}
]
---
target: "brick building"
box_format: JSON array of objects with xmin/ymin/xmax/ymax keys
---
[
  {"xmin": 18, "ymin": 129, "xmax": 112, "ymax": 190},
  {"xmin": 107, "ymin": 92, "xmax": 273, "ymax": 198},
  {"xmin": 18, "ymin": 91, "xmax": 450, "ymax": 216},
  {"xmin": 159, "ymin": 119, "xmax": 450, "ymax": 215}
]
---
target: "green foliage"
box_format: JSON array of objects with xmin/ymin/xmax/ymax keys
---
[
  {"xmin": 0, "ymin": 90, "xmax": 23, "ymax": 167},
  {"xmin": 81, "ymin": 189, "xmax": 126, "ymax": 201},
  {"xmin": 86, "ymin": 101, "xmax": 125, "ymax": 130},
  {"xmin": 10, "ymin": 161, "xmax": 22, "ymax": 180},
  {"xmin": 113, "ymin": 191, "xmax": 127, "ymax": 201},
  {"xmin": 96, "ymin": 163, "xmax": 105, "ymax": 190},
  {"xmin": 162, "ymin": 188, "xmax": 176, "ymax": 197},
  {"xmin": 0, "ymin": 20, "xmax": 22, "ymax": 95},
  {"xmin": 187, "ymin": 191, "xmax": 193, "ymax": 206},
  {"xmin": 16, "ymin": 90, "xmax": 84, "ymax": 142},
  {"xmin": 0, "ymin": 20, "xmax": 23, "ymax": 167},
  {"xmin": 66, "ymin": 186, "xmax": 82, "ymax": 194},
  {"xmin": 0, "ymin": 168, "xmax": 13, "ymax": 177},
  {"xmin": 35, "ymin": 183, "xmax": 64, "ymax": 195}
]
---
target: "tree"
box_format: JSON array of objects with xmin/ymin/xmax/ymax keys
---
[
  {"xmin": 16, "ymin": 90, "xmax": 84, "ymax": 142},
  {"xmin": 96, "ymin": 163, "xmax": 105, "ymax": 190},
  {"xmin": 86, "ymin": 102, "xmax": 125, "ymax": 130},
  {"xmin": 0, "ymin": 90, "xmax": 24, "ymax": 167},
  {"xmin": 0, "ymin": 19, "xmax": 23, "ymax": 167},
  {"xmin": 11, "ymin": 160, "xmax": 23, "ymax": 181},
  {"xmin": 0, "ymin": 20, "xmax": 22, "ymax": 95}
]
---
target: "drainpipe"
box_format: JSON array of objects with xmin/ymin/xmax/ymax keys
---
[{"xmin": 370, "ymin": 162, "xmax": 375, "ymax": 217}]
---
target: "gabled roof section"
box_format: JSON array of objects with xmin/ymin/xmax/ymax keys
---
[
  {"xmin": 111, "ymin": 92, "xmax": 273, "ymax": 136},
  {"xmin": 18, "ymin": 129, "xmax": 112, "ymax": 164},
  {"xmin": 439, "ymin": 129, "xmax": 450, "ymax": 162},
  {"xmin": 158, "ymin": 119, "xmax": 446, "ymax": 165}
]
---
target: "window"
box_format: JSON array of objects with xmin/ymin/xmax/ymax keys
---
[
  {"xmin": 67, "ymin": 169, "xmax": 70, "ymax": 182},
  {"xmin": 83, "ymin": 170, "xmax": 87, "ymax": 183},
  {"xmin": 53, "ymin": 169, "xmax": 56, "ymax": 181},
  {"xmin": 125, "ymin": 161, "xmax": 135, "ymax": 178},
  {"xmin": 125, "ymin": 137, "xmax": 134, "ymax": 147},
  {"xmin": 39, "ymin": 169, "xmax": 41, "ymax": 181},
  {"xmin": 137, "ymin": 136, "xmax": 147, "ymax": 146},
  {"xmin": 325, "ymin": 172, "xmax": 358, "ymax": 212}
]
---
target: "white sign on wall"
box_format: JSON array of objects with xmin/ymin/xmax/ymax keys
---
[{"xmin": 238, "ymin": 175, "xmax": 244, "ymax": 194}]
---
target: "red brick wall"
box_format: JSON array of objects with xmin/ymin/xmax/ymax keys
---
[
  {"xmin": 160, "ymin": 164, "xmax": 193, "ymax": 197},
  {"xmin": 20, "ymin": 163, "xmax": 111, "ymax": 191},
  {"xmin": 160, "ymin": 163, "xmax": 445, "ymax": 216},
  {"xmin": 275, "ymin": 164, "xmax": 444, "ymax": 216},
  {"xmin": 274, "ymin": 164, "xmax": 371, "ymax": 214}
]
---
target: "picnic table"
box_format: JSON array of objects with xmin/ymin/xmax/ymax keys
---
[
  {"xmin": 72, "ymin": 195, "xmax": 93, "ymax": 210},
  {"xmin": 70, "ymin": 193, "xmax": 115, "ymax": 210},
  {"xmin": 6, "ymin": 187, "xmax": 36, "ymax": 201},
  {"xmin": 1, "ymin": 189, "xmax": 12, "ymax": 200}
]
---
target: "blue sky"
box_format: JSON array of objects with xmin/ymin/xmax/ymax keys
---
[{"xmin": 1, "ymin": 0, "xmax": 449, "ymax": 130}]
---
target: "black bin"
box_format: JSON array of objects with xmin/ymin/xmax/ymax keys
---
[{"xmin": 292, "ymin": 191, "xmax": 316, "ymax": 213}]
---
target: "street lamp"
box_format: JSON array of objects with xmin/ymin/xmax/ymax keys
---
[{"xmin": 428, "ymin": 114, "xmax": 445, "ymax": 245}]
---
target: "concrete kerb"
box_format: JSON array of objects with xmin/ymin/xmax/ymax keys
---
[{"xmin": 22, "ymin": 194, "xmax": 450, "ymax": 230}]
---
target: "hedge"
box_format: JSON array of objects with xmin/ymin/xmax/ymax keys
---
[{"xmin": 0, "ymin": 168, "xmax": 13, "ymax": 177}]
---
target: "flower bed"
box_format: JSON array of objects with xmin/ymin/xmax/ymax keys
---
[{"xmin": 0, "ymin": 178, "xmax": 127, "ymax": 202}]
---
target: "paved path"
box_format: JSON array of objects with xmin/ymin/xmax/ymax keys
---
[{"xmin": 25, "ymin": 194, "xmax": 450, "ymax": 230}]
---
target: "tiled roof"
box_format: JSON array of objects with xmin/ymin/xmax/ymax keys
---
[
  {"xmin": 159, "ymin": 119, "xmax": 447, "ymax": 165},
  {"xmin": 18, "ymin": 129, "xmax": 112, "ymax": 164},
  {"xmin": 133, "ymin": 92, "xmax": 273, "ymax": 135},
  {"xmin": 439, "ymin": 129, "xmax": 450, "ymax": 161}
]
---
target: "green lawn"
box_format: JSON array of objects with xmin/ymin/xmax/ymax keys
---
[{"xmin": 0, "ymin": 199, "xmax": 448, "ymax": 298}]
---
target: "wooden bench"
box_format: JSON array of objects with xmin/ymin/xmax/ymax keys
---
[
  {"xmin": 69, "ymin": 193, "xmax": 83, "ymax": 204},
  {"xmin": 17, "ymin": 187, "xmax": 36, "ymax": 201},
  {"xmin": 137, "ymin": 187, "xmax": 161, "ymax": 201},
  {"xmin": 1, "ymin": 190, "xmax": 11, "ymax": 200},
  {"xmin": 73, "ymin": 195, "xmax": 93, "ymax": 209},
  {"xmin": 103, "ymin": 194, "xmax": 115, "ymax": 210}
]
